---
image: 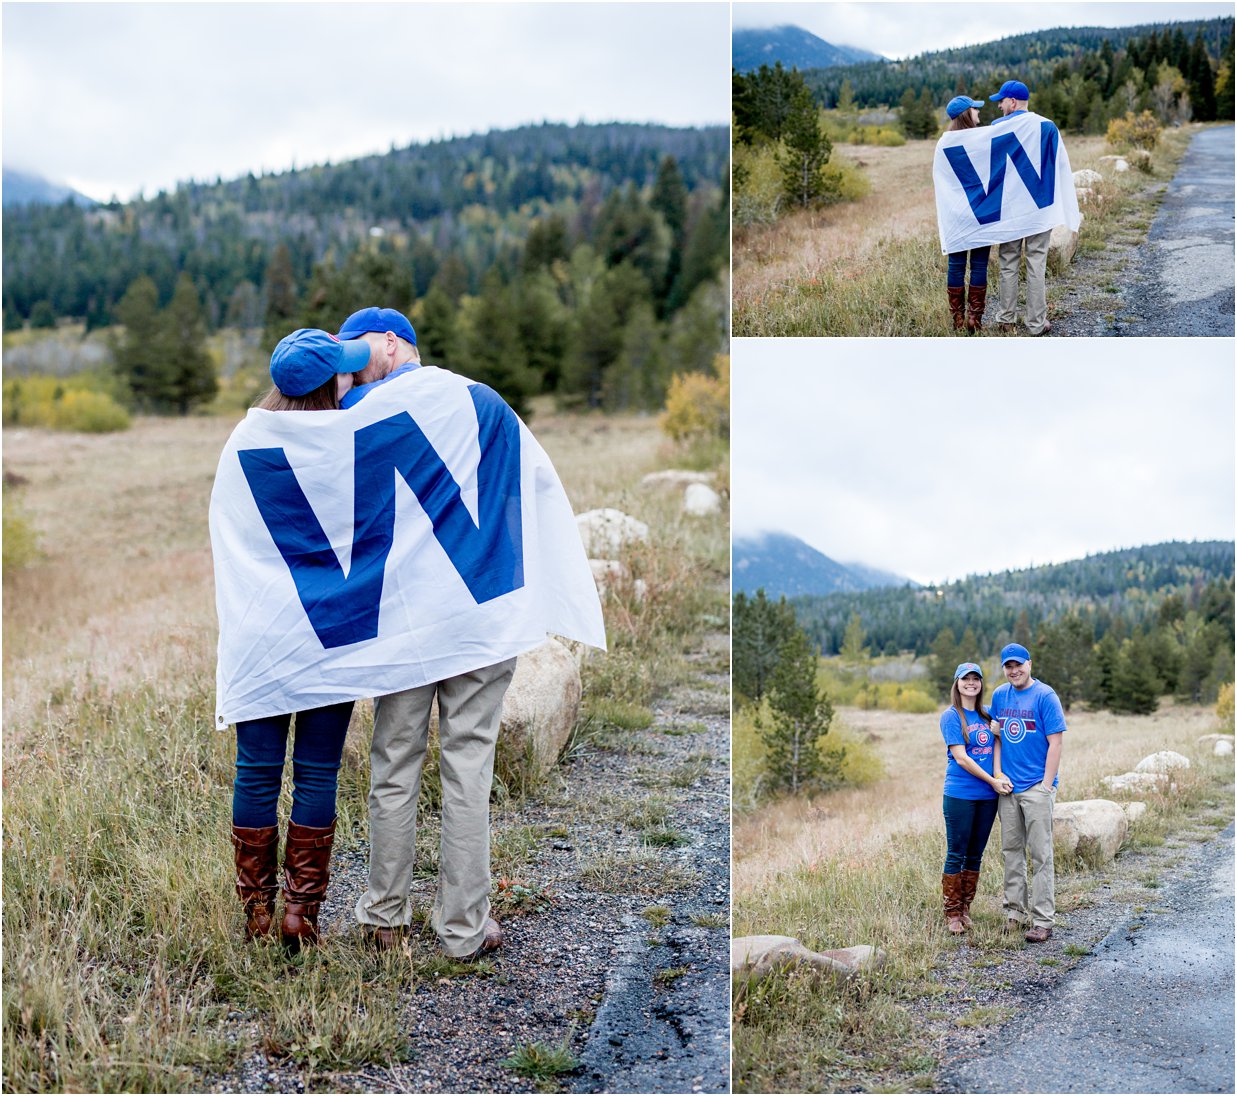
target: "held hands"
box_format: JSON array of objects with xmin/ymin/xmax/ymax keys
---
[{"xmin": 993, "ymin": 772, "xmax": 1014, "ymax": 795}]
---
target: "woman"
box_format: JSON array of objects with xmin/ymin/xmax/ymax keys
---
[
  {"xmin": 939, "ymin": 95, "xmax": 990, "ymax": 333},
  {"xmin": 939, "ymin": 661, "xmax": 1012, "ymax": 934},
  {"xmin": 229, "ymin": 327, "xmax": 369, "ymax": 950}
]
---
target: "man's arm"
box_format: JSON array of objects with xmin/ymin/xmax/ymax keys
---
[{"xmin": 1042, "ymin": 732, "xmax": 1063, "ymax": 789}]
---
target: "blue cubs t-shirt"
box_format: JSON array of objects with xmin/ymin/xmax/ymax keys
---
[
  {"xmin": 940, "ymin": 707, "xmax": 997, "ymax": 799},
  {"xmin": 340, "ymin": 362, "xmax": 420, "ymax": 409},
  {"xmin": 989, "ymin": 679, "xmax": 1067, "ymax": 792}
]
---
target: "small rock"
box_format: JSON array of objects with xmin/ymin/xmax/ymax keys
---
[
  {"xmin": 1135, "ymin": 750, "xmax": 1191, "ymax": 774},
  {"xmin": 497, "ymin": 638, "xmax": 582, "ymax": 775},
  {"xmin": 1073, "ymin": 168, "xmax": 1103, "ymax": 187},
  {"xmin": 1048, "ymin": 220, "xmax": 1081, "ymax": 270},
  {"xmin": 576, "ymin": 508, "xmax": 649, "ymax": 556},
  {"xmin": 1102, "ymin": 771, "xmax": 1168, "ymax": 793},
  {"xmin": 1122, "ymin": 801, "xmax": 1147, "ymax": 823},
  {"xmin": 1216, "ymin": 739, "xmax": 1234, "ymax": 757},
  {"xmin": 683, "ymin": 483, "xmax": 721, "ymax": 517},
  {"xmin": 730, "ymin": 935, "xmax": 885, "ymax": 981}
]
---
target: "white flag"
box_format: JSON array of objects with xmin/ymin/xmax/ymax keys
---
[
  {"xmin": 209, "ymin": 366, "xmax": 605, "ymax": 729},
  {"xmin": 933, "ymin": 112, "xmax": 1081, "ymax": 254}
]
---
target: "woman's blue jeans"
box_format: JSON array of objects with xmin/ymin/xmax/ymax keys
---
[
  {"xmin": 233, "ymin": 702, "xmax": 354, "ymax": 829},
  {"xmin": 942, "ymin": 794, "xmax": 998, "ymax": 873},
  {"xmin": 947, "ymin": 246, "xmax": 991, "ymax": 289}
]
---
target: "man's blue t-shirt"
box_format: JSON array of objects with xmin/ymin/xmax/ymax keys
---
[
  {"xmin": 940, "ymin": 707, "xmax": 997, "ymax": 800},
  {"xmin": 989, "ymin": 679, "xmax": 1066, "ymax": 792},
  {"xmin": 340, "ymin": 362, "xmax": 420, "ymax": 409}
]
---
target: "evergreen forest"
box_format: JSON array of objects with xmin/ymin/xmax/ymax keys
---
[
  {"xmin": 802, "ymin": 17, "xmax": 1234, "ymax": 134},
  {"xmin": 3, "ymin": 122, "xmax": 730, "ymax": 415}
]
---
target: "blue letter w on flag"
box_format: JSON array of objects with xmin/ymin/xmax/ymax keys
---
[
  {"xmin": 943, "ymin": 121, "xmax": 1058, "ymax": 225},
  {"xmin": 239, "ymin": 385, "xmax": 524, "ymax": 649}
]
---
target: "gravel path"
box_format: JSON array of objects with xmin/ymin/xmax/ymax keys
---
[
  {"xmin": 1053, "ymin": 125, "xmax": 1235, "ymax": 337},
  {"xmin": 945, "ymin": 822, "xmax": 1234, "ymax": 1094},
  {"xmin": 204, "ymin": 632, "xmax": 730, "ymax": 1094},
  {"xmin": 922, "ymin": 813, "xmax": 1235, "ymax": 1093}
]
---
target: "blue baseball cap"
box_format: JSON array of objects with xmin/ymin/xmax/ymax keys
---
[
  {"xmin": 946, "ymin": 96, "xmax": 984, "ymax": 119},
  {"xmin": 270, "ymin": 328, "xmax": 370, "ymax": 397},
  {"xmin": 1000, "ymin": 643, "xmax": 1031, "ymax": 665},
  {"xmin": 990, "ymin": 80, "xmax": 1029, "ymax": 102},
  {"xmin": 954, "ymin": 662, "xmax": 984, "ymax": 680},
  {"xmin": 337, "ymin": 306, "xmax": 417, "ymax": 347}
]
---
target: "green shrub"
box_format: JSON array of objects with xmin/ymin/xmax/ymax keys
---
[
  {"xmin": 821, "ymin": 157, "xmax": 871, "ymax": 204},
  {"xmin": 3, "ymin": 375, "xmax": 130, "ymax": 433},
  {"xmin": 1217, "ymin": 683, "xmax": 1234, "ymax": 732},
  {"xmin": 43, "ymin": 389, "xmax": 131, "ymax": 433}
]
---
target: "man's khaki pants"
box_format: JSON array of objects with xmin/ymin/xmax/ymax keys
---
[
  {"xmin": 354, "ymin": 658, "xmax": 516, "ymax": 957},
  {"xmin": 998, "ymin": 783, "xmax": 1056, "ymax": 929},
  {"xmin": 994, "ymin": 228, "xmax": 1052, "ymax": 334}
]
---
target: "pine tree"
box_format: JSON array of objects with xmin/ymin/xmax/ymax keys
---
[
  {"xmin": 930, "ymin": 626, "xmax": 962, "ymax": 700},
  {"xmin": 1109, "ymin": 635, "xmax": 1160, "ymax": 714},
  {"xmin": 733, "ymin": 589, "xmax": 799, "ymax": 704},
  {"xmin": 755, "ymin": 627, "xmax": 840, "ymax": 797},
  {"xmin": 157, "ymin": 273, "xmax": 218, "ymax": 415},
  {"xmin": 779, "ymin": 90, "xmax": 832, "ymax": 209},
  {"xmin": 113, "ymin": 275, "xmax": 164, "ymax": 409}
]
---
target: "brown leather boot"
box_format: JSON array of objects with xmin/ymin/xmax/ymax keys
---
[
  {"xmin": 280, "ymin": 819, "xmax": 336, "ymax": 951},
  {"xmin": 966, "ymin": 284, "xmax": 987, "ymax": 332},
  {"xmin": 959, "ymin": 869, "xmax": 981, "ymax": 929},
  {"xmin": 947, "ymin": 286, "xmax": 966, "ymax": 330},
  {"xmin": 942, "ymin": 873, "xmax": 965, "ymax": 934},
  {"xmin": 231, "ymin": 824, "xmax": 279, "ymax": 941}
]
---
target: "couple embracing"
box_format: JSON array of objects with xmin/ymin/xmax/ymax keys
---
[
  {"xmin": 211, "ymin": 307, "xmax": 605, "ymax": 956},
  {"xmin": 939, "ymin": 643, "xmax": 1066, "ymax": 944},
  {"xmin": 933, "ymin": 79, "xmax": 1081, "ymax": 336}
]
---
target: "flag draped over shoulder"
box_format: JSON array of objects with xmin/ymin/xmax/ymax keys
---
[
  {"xmin": 209, "ymin": 366, "xmax": 606, "ymax": 729},
  {"xmin": 933, "ymin": 112, "xmax": 1081, "ymax": 254}
]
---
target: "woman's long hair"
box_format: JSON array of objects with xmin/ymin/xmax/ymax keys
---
[
  {"xmin": 947, "ymin": 108, "xmax": 980, "ymax": 132},
  {"xmin": 950, "ymin": 676, "xmax": 991, "ymax": 744},
  {"xmin": 255, "ymin": 376, "xmax": 340, "ymax": 412}
]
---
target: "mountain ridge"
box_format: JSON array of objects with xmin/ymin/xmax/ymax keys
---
[{"xmin": 732, "ymin": 25, "xmax": 885, "ymax": 74}]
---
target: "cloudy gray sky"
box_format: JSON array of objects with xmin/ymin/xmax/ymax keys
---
[
  {"xmin": 733, "ymin": 2, "xmax": 1234, "ymax": 61},
  {"xmin": 732, "ymin": 341, "xmax": 1235, "ymax": 586},
  {"xmin": 3, "ymin": 2, "xmax": 729, "ymax": 203}
]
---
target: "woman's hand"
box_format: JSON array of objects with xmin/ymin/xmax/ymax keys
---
[
  {"xmin": 993, "ymin": 773, "xmax": 1013, "ymax": 795},
  {"xmin": 989, "ymin": 720, "xmax": 1001, "ymax": 735}
]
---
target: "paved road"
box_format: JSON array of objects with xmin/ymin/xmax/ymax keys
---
[
  {"xmin": 946, "ymin": 823, "xmax": 1235, "ymax": 1094},
  {"xmin": 1116, "ymin": 125, "xmax": 1235, "ymax": 336}
]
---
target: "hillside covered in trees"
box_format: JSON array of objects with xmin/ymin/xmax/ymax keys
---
[
  {"xmin": 3, "ymin": 122, "xmax": 730, "ymax": 415},
  {"xmin": 738, "ymin": 541, "xmax": 1235, "ymax": 716},
  {"xmin": 804, "ymin": 16, "xmax": 1234, "ymax": 133}
]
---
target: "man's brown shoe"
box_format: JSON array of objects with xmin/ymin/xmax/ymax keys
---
[
  {"xmin": 363, "ymin": 925, "xmax": 406, "ymax": 951},
  {"xmin": 1030, "ymin": 321, "xmax": 1052, "ymax": 337},
  {"xmin": 1024, "ymin": 925, "xmax": 1053, "ymax": 943},
  {"xmin": 458, "ymin": 917, "xmax": 503, "ymax": 961}
]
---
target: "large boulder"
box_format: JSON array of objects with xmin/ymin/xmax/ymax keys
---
[
  {"xmin": 496, "ymin": 639, "xmax": 582, "ymax": 775},
  {"xmin": 1102, "ymin": 771, "xmax": 1168, "ymax": 794},
  {"xmin": 1135, "ymin": 750, "xmax": 1191, "ymax": 774},
  {"xmin": 683, "ymin": 483, "xmax": 722, "ymax": 517},
  {"xmin": 1053, "ymin": 799, "xmax": 1129, "ymax": 862},
  {"xmin": 730, "ymin": 936, "xmax": 885, "ymax": 981},
  {"xmin": 641, "ymin": 470, "xmax": 713, "ymax": 489},
  {"xmin": 1048, "ymin": 220, "xmax": 1081, "ymax": 271},
  {"xmin": 576, "ymin": 508, "xmax": 648, "ymax": 556}
]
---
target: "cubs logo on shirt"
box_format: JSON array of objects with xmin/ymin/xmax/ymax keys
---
[
  {"xmin": 1002, "ymin": 717, "xmax": 1038, "ymax": 744},
  {"xmin": 973, "ymin": 728, "xmax": 992, "ymax": 748}
]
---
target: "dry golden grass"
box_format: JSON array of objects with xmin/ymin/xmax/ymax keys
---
[
  {"xmin": 2, "ymin": 405, "xmax": 708, "ymax": 735},
  {"xmin": 733, "ymin": 699, "xmax": 1225, "ymax": 895}
]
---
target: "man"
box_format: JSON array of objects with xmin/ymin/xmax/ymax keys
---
[
  {"xmin": 336, "ymin": 305, "xmax": 421, "ymax": 407},
  {"xmin": 989, "ymin": 80, "xmax": 1063, "ymax": 337},
  {"xmin": 336, "ymin": 305, "xmax": 519, "ymax": 959},
  {"xmin": 989, "ymin": 642, "xmax": 1066, "ymax": 943}
]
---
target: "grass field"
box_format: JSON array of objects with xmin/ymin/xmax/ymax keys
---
[
  {"xmin": 733, "ymin": 124, "xmax": 1198, "ymax": 337},
  {"xmin": 732, "ymin": 697, "xmax": 1234, "ymax": 1092},
  {"xmin": 2, "ymin": 405, "xmax": 728, "ymax": 1092}
]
